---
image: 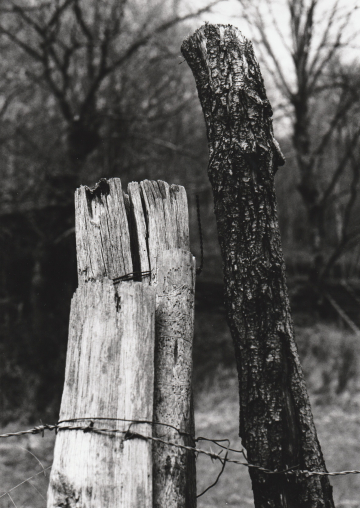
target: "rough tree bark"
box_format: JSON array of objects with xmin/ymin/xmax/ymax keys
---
[{"xmin": 182, "ymin": 24, "xmax": 335, "ymax": 508}]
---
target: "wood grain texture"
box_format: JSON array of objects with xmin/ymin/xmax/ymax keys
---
[
  {"xmin": 128, "ymin": 181, "xmax": 150, "ymax": 276},
  {"xmin": 49, "ymin": 177, "xmax": 156, "ymax": 507},
  {"xmin": 47, "ymin": 280, "xmax": 155, "ymax": 507},
  {"xmin": 169, "ymin": 184, "xmax": 190, "ymax": 252},
  {"xmin": 182, "ymin": 24, "xmax": 335, "ymax": 508},
  {"xmin": 49, "ymin": 176, "xmax": 196, "ymax": 508},
  {"xmin": 128, "ymin": 180, "xmax": 196, "ymax": 505},
  {"xmin": 139, "ymin": 180, "xmax": 190, "ymax": 283},
  {"xmin": 153, "ymin": 249, "xmax": 196, "ymax": 508},
  {"xmin": 75, "ymin": 178, "xmax": 132, "ymax": 282}
]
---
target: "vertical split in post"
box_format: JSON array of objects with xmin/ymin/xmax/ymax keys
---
[
  {"xmin": 130, "ymin": 179, "xmax": 196, "ymax": 507},
  {"xmin": 48, "ymin": 177, "xmax": 197, "ymax": 508},
  {"xmin": 48, "ymin": 179, "xmax": 155, "ymax": 507}
]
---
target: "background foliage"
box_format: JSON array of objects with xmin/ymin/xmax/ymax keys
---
[{"xmin": 0, "ymin": 0, "xmax": 360, "ymax": 425}]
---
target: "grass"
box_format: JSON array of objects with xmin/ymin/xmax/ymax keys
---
[
  {"xmin": 195, "ymin": 365, "xmax": 360, "ymax": 508},
  {"xmin": 0, "ymin": 427, "xmax": 54, "ymax": 507},
  {"xmin": 1, "ymin": 321, "xmax": 360, "ymax": 507}
]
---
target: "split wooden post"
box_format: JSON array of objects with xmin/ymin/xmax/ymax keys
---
[
  {"xmin": 48, "ymin": 178, "xmax": 197, "ymax": 508},
  {"xmin": 182, "ymin": 24, "xmax": 335, "ymax": 508},
  {"xmin": 129, "ymin": 180, "xmax": 197, "ymax": 507},
  {"xmin": 47, "ymin": 179, "xmax": 155, "ymax": 507},
  {"xmin": 153, "ymin": 250, "xmax": 196, "ymax": 508}
]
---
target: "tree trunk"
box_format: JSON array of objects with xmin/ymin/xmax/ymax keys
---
[
  {"xmin": 292, "ymin": 90, "xmax": 326, "ymax": 280},
  {"xmin": 182, "ymin": 24, "xmax": 335, "ymax": 508}
]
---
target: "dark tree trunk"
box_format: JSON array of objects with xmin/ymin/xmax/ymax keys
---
[
  {"xmin": 293, "ymin": 92, "xmax": 325, "ymax": 280},
  {"xmin": 182, "ymin": 24, "xmax": 335, "ymax": 508},
  {"xmin": 67, "ymin": 117, "xmax": 101, "ymax": 170}
]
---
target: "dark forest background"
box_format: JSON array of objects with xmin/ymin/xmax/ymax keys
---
[{"xmin": 1, "ymin": 0, "xmax": 360, "ymax": 424}]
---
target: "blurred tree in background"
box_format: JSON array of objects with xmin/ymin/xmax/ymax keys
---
[
  {"xmin": 0, "ymin": 0, "xmax": 216, "ymax": 422},
  {"xmin": 0, "ymin": 0, "xmax": 216, "ymax": 205},
  {"xmin": 1, "ymin": 0, "xmax": 360, "ymax": 423},
  {"xmin": 238, "ymin": 0, "xmax": 360, "ymax": 281}
]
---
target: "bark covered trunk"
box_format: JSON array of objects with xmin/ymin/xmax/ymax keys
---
[
  {"xmin": 182, "ymin": 24, "xmax": 335, "ymax": 508},
  {"xmin": 293, "ymin": 86, "xmax": 326, "ymax": 281}
]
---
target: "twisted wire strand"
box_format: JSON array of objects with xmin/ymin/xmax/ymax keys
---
[
  {"xmin": 112, "ymin": 270, "xmax": 151, "ymax": 284},
  {"xmin": 1, "ymin": 419, "xmax": 360, "ymax": 478}
]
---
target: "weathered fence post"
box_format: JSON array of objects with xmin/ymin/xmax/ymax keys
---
[
  {"xmin": 129, "ymin": 180, "xmax": 197, "ymax": 507},
  {"xmin": 153, "ymin": 249, "xmax": 196, "ymax": 508},
  {"xmin": 182, "ymin": 24, "xmax": 335, "ymax": 507},
  {"xmin": 48, "ymin": 178, "xmax": 196, "ymax": 507},
  {"xmin": 47, "ymin": 179, "xmax": 155, "ymax": 507}
]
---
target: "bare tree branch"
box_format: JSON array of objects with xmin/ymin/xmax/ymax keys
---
[
  {"xmin": 307, "ymin": 0, "xmax": 340, "ymax": 76},
  {"xmin": 12, "ymin": 3, "xmax": 47, "ymax": 36},
  {"xmin": 2, "ymin": 0, "xmax": 221, "ymax": 128},
  {"xmin": 320, "ymin": 126, "xmax": 360, "ymax": 207},
  {"xmin": 265, "ymin": 0, "xmax": 292, "ymax": 55},
  {"xmin": 0, "ymin": 90, "xmax": 19, "ymax": 119},
  {"xmin": 132, "ymin": 133, "xmax": 200, "ymax": 160},
  {"xmin": 107, "ymin": 0, "xmax": 222, "ymax": 72},
  {"xmin": 308, "ymin": 6, "xmax": 355, "ymax": 93},
  {"xmin": 0, "ymin": 23, "xmax": 43, "ymax": 60},
  {"xmin": 321, "ymin": 153, "xmax": 360, "ymax": 279},
  {"xmin": 236, "ymin": 0, "xmax": 360, "ymax": 277},
  {"xmin": 310, "ymin": 92, "xmax": 358, "ymax": 167},
  {"xmin": 244, "ymin": 2, "xmax": 293, "ymax": 98},
  {"xmin": 47, "ymin": 0, "xmax": 75, "ymax": 28},
  {"xmin": 78, "ymin": 0, "xmax": 223, "ymax": 118},
  {"xmin": 73, "ymin": 0, "xmax": 93, "ymax": 41}
]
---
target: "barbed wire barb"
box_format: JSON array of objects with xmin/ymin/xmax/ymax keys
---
[{"xmin": 2, "ymin": 418, "xmax": 360, "ymax": 483}]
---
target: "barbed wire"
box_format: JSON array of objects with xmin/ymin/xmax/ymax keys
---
[{"xmin": 2, "ymin": 417, "xmax": 360, "ymax": 480}]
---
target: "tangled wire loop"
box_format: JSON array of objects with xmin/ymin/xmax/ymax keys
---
[{"xmin": 1, "ymin": 418, "xmax": 360, "ymax": 480}]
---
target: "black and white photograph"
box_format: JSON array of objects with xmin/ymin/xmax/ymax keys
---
[{"xmin": 1, "ymin": 0, "xmax": 360, "ymax": 506}]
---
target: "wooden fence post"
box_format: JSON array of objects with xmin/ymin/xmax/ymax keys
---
[
  {"xmin": 182, "ymin": 24, "xmax": 335, "ymax": 508},
  {"xmin": 47, "ymin": 179, "xmax": 155, "ymax": 507},
  {"xmin": 48, "ymin": 178, "xmax": 196, "ymax": 508},
  {"xmin": 153, "ymin": 249, "xmax": 196, "ymax": 508},
  {"xmin": 129, "ymin": 180, "xmax": 197, "ymax": 507}
]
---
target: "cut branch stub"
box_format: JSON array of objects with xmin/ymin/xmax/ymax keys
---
[
  {"xmin": 181, "ymin": 23, "xmax": 285, "ymax": 185},
  {"xmin": 182, "ymin": 24, "xmax": 335, "ymax": 508}
]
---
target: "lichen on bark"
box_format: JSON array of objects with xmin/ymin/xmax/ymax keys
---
[{"xmin": 182, "ymin": 23, "xmax": 335, "ymax": 508}]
